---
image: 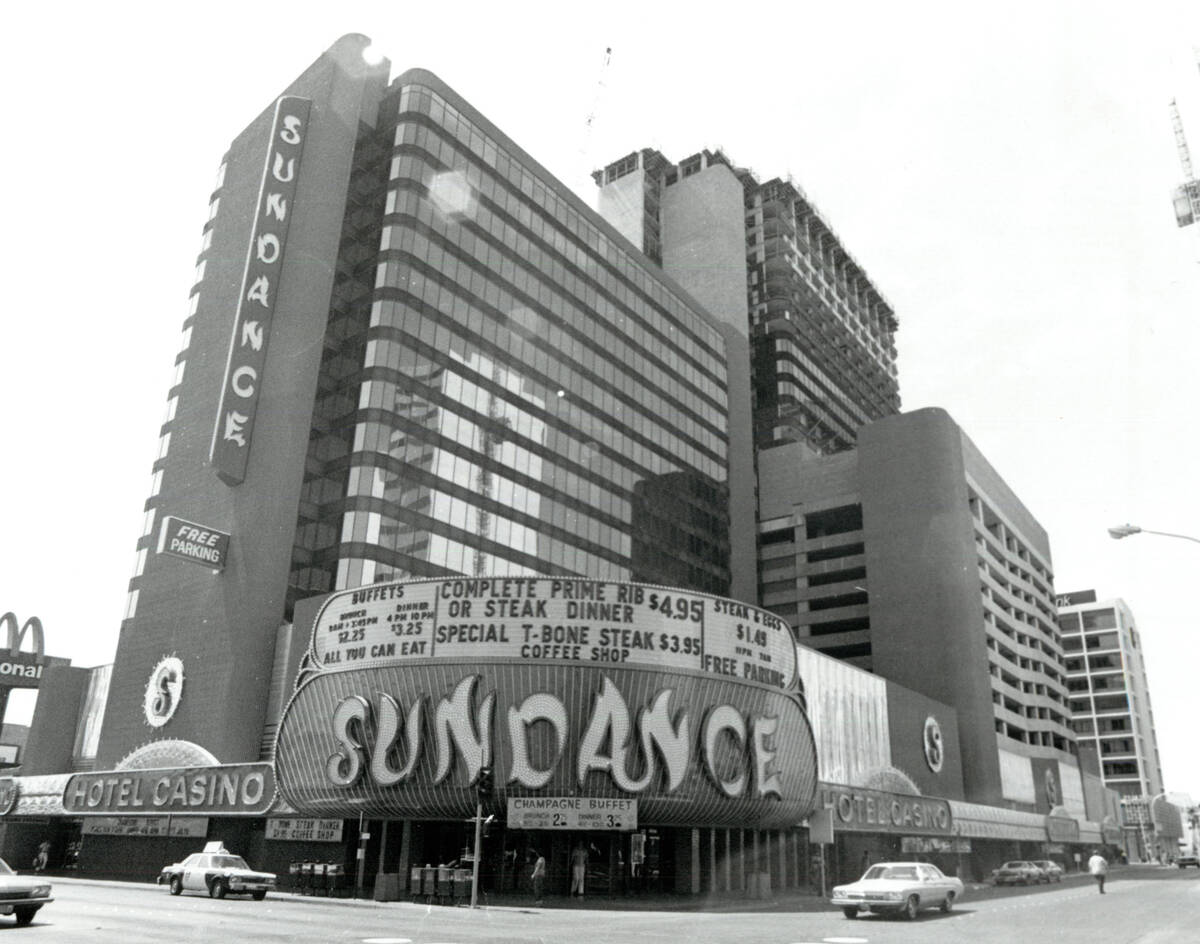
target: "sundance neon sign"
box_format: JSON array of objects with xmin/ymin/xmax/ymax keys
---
[{"xmin": 325, "ymin": 674, "xmax": 784, "ymax": 801}]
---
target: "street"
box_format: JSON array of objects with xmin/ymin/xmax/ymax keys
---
[{"xmin": 8, "ymin": 867, "xmax": 1197, "ymax": 943}]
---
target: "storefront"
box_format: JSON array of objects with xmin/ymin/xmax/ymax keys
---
[
  {"xmin": 945, "ymin": 800, "xmax": 1046, "ymax": 880},
  {"xmin": 816, "ymin": 783, "xmax": 958, "ymax": 884},
  {"xmin": 2, "ymin": 579, "xmax": 816, "ymax": 896}
]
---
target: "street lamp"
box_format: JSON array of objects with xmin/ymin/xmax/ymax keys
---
[{"xmin": 1107, "ymin": 524, "xmax": 1200, "ymax": 544}]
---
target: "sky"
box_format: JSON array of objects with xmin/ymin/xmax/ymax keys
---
[{"xmin": 1, "ymin": 2, "xmax": 1198, "ymax": 803}]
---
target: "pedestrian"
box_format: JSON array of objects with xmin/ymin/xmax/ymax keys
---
[
  {"xmin": 1087, "ymin": 849, "xmax": 1108, "ymax": 894},
  {"xmin": 570, "ymin": 842, "xmax": 588, "ymax": 898},
  {"xmin": 33, "ymin": 840, "xmax": 50, "ymax": 873},
  {"xmin": 531, "ymin": 850, "xmax": 545, "ymax": 905}
]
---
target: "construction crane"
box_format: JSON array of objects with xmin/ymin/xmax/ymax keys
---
[
  {"xmin": 578, "ymin": 46, "xmax": 613, "ymax": 187},
  {"xmin": 1169, "ymin": 99, "xmax": 1200, "ymax": 228},
  {"xmin": 584, "ymin": 46, "xmax": 613, "ymax": 136},
  {"xmin": 1170, "ymin": 47, "xmax": 1200, "ymax": 231}
]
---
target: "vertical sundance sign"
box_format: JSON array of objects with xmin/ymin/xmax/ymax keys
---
[{"xmin": 210, "ymin": 96, "xmax": 311, "ymax": 486}]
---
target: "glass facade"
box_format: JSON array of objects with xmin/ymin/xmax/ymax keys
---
[{"xmin": 288, "ymin": 80, "xmax": 731, "ymax": 607}]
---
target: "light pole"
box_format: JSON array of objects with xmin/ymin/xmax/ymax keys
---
[{"xmin": 1107, "ymin": 524, "xmax": 1200, "ymax": 545}]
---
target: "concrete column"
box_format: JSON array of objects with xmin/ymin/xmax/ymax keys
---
[
  {"xmin": 723, "ymin": 829, "xmax": 731, "ymax": 892},
  {"xmin": 708, "ymin": 829, "xmax": 717, "ymax": 894},
  {"xmin": 397, "ymin": 820, "xmax": 414, "ymax": 892},
  {"xmin": 691, "ymin": 829, "xmax": 701, "ymax": 895}
]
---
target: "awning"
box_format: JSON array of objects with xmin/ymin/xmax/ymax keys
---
[
  {"xmin": 4, "ymin": 774, "xmax": 70, "ymax": 818},
  {"xmin": 947, "ymin": 799, "xmax": 1047, "ymax": 842},
  {"xmin": 1077, "ymin": 820, "xmax": 1103, "ymax": 844}
]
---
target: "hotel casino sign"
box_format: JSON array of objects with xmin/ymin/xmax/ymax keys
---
[
  {"xmin": 819, "ymin": 783, "xmax": 954, "ymax": 836},
  {"xmin": 275, "ymin": 578, "xmax": 819, "ymax": 829}
]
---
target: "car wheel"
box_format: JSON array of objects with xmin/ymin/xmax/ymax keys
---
[
  {"xmin": 169, "ymin": 876, "xmax": 183, "ymax": 896},
  {"xmin": 13, "ymin": 906, "xmax": 37, "ymax": 927},
  {"xmin": 841, "ymin": 906, "xmax": 858, "ymax": 919},
  {"xmin": 940, "ymin": 893, "xmax": 954, "ymax": 913},
  {"xmin": 251, "ymin": 891, "xmax": 267, "ymax": 901},
  {"xmin": 904, "ymin": 895, "xmax": 920, "ymax": 920}
]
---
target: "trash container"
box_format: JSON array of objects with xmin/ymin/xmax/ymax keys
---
[
  {"xmin": 410, "ymin": 867, "xmax": 423, "ymax": 901},
  {"xmin": 436, "ymin": 866, "xmax": 452, "ymax": 904},
  {"xmin": 453, "ymin": 867, "xmax": 473, "ymax": 903},
  {"xmin": 419, "ymin": 866, "xmax": 436, "ymax": 901},
  {"xmin": 326, "ymin": 863, "xmax": 346, "ymax": 897}
]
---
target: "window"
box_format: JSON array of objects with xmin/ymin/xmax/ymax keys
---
[{"xmin": 1082, "ymin": 609, "xmax": 1117, "ymax": 630}]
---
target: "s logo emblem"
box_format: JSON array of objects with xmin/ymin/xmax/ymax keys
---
[
  {"xmin": 144, "ymin": 656, "xmax": 185, "ymax": 728},
  {"xmin": 923, "ymin": 716, "xmax": 944, "ymax": 773}
]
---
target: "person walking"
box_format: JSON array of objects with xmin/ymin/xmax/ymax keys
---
[
  {"xmin": 32, "ymin": 841, "xmax": 50, "ymax": 873},
  {"xmin": 1087, "ymin": 849, "xmax": 1109, "ymax": 894},
  {"xmin": 570, "ymin": 842, "xmax": 588, "ymax": 898},
  {"xmin": 531, "ymin": 850, "xmax": 546, "ymax": 906}
]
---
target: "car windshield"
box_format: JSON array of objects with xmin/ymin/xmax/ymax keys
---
[
  {"xmin": 0, "ymin": 859, "xmax": 12, "ymax": 876},
  {"xmin": 863, "ymin": 865, "xmax": 918, "ymax": 881},
  {"xmin": 211, "ymin": 855, "xmax": 249, "ymax": 869}
]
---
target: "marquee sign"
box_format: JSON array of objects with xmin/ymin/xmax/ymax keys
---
[
  {"xmin": 210, "ymin": 96, "xmax": 311, "ymax": 486},
  {"xmin": 308, "ymin": 577, "xmax": 797, "ymax": 690},
  {"xmin": 82, "ymin": 817, "xmax": 209, "ymax": 838},
  {"xmin": 63, "ymin": 763, "xmax": 275, "ymax": 816},
  {"xmin": 275, "ymin": 579, "xmax": 818, "ymax": 829},
  {"xmin": 507, "ymin": 796, "xmax": 637, "ymax": 831},
  {"xmin": 265, "ymin": 818, "xmax": 344, "ymax": 842}
]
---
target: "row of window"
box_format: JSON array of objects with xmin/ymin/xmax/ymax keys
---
[
  {"xmin": 380, "ymin": 179, "xmax": 725, "ymax": 414},
  {"xmin": 335, "ymin": 496, "xmax": 631, "ymax": 587},
  {"xmin": 364, "ymin": 330, "xmax": 717, "ymax": 485},
  {"xmin": 396, "ymin": 86, "xmax": 725, "ymax": 361},
  {"xmin": 345, "ymin": 446, "xmax": 633, "ymax": 559},
  {"xmin": 765, "ymin": 344, "xmax": 872, "ymax": 444},
  {"xmin": 355, "ymin": 375, "xmax": 634, "ymax": 516},
  {"xmin": 748, "ymin": 190, "xmax": 896, "ymax": 333},
  {"xmin": 369, "ymin": 253, "xmax": 725, "ymax": 471}
]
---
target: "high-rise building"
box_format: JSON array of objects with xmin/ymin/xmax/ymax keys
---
[
  {"xmin": 594, "ymin": 148, "xmax": 900, "ymax": 455},
  {"xmin": 757, "ymin": 408, "xmax": 1076, "ymax": 808},
  {"xmin": 97, "ymin": 36, "xmax": 745, "ymax": 769},
  {"xmin": 1056, "ymin": 591, "xmax": 1164, "ymax": 798},
  {"xmin": 9, "ymin": 36, "xmax": 1135, "ymax": 893}
]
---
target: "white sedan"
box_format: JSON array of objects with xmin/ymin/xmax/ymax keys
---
[
  {"xmin": 831, "ymin": 861, "xmax": 964, "ymax": 920},
  {"xmin": 0, "ymin": 858, "xmax": 52, "ymax": 926}
]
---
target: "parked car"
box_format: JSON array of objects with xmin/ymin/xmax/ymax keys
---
[
  {"xmin": 1031, "ymin": 859, "xmax": 1064, "ymax": 882},
  {"xmin": 991, "ymin": 860, "xmax": 1046, "ymax": 885},
  {"xmin": 1176, "ymin": 854, "xmax": 1199, "ymax": 868},
  {"xmin": 0, "ymin": 857, "xmax": 52, "ymax": 926},
  {"xmin": 831, "ymin": 861, "xmax": 964, "ymax": 920},
  {"xmin": 157, "ymin": 842, "xmax": 276, "ymax": 900}
]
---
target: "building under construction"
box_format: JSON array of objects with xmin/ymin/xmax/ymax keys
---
[{"xmin": 594, "ymin": 148, "xmax": 899, "ymax": 455}]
